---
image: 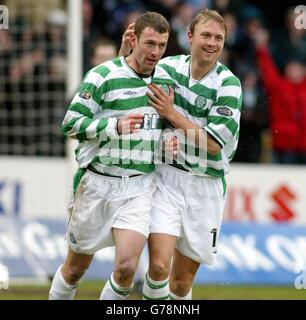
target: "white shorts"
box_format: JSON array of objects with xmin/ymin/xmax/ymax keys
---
[
  {"xmin": 66, "ymin": 169, "xmax": 155, "ymax": 255},
  {"xmin": 151, "ymin": 165, "xmax": 226, "ymax": 265}
]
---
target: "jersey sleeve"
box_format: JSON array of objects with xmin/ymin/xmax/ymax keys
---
[
  {"xmin": 62, "ymin": 66, "xmax": 119, "ymax": 142},
  {"xmin": 204, "ymin": 76, "xmax": 242, "ymax": 148}
]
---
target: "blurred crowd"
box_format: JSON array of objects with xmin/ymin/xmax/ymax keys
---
[
  {"xmin": 1, "ymin": 0, "xmax": 306, "ymax": 163},
  {"xmin": 0, "ymin": 0, "xmax": 67, "ymax": 156}
]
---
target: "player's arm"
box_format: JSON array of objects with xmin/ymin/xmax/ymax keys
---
[
  {"xmin": 253, "ymin": 28, "xmax": 281, "ymax": 91},
  {"xmin": 147, "ymin": 83, "xmax": 222, "ymax": 155},
  {"xmin": 62, "ymin": 72, "xmax": 118, "ymax": 142},
  {"xmin": 62, "ymin": 69, "xmax": 143, "ymax": 142},
  {"xmin": 204, "ymin": 77, "xmax": 242, "ymax": 152}
]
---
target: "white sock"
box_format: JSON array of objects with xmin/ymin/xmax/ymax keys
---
[
  {"xmin": 49, "ymin": 265, "xmax": 79, "ymax": 300},
  {"xmin": 100, "ymin": 273, "xmax": 132, "ymax": 300},
  {"xmin": 170, "ymin": 289, "xmax": 192, "ymax": 300},
  {"xmin": 142, "ymin": 273, "xmax": 170, "ymax": 300}
]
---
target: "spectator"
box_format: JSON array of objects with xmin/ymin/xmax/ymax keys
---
[
  {"xmin": 45, "ymin": 9, "xmax": 67, "ymax": 156},
  {"xmin": 238, "ymin": 5, "xmax": 265, "ymax": 72},
  {"xmin": 169, "ymin": 1, "xmax": 195, "ymax": 54},
  {"xmin": 234, "ymin": 69, "xmax": 267, "ymax": 163},
  {"xmin": 212, "ymin": 0, "xmax": 244, "ymax": 15},
  {"xmin": 45, "ymin": 8, "xmax": 66, "ymax": 59},
  {"xmin": 144, "ymin": 0, "xmax": 178, "ymax": 21},
  {"xmin": 253, "ymin": 28, "xmax": 306, "ymax": 164},
  {"xmin": 222, "ymin": 11, "xmax": 245, "ymax": 73},
  {"xmin": 101, "ymin": 0, "xmax": 145, "ymax": 44},
  {"xmin": 83, "ymin": 0, "xmax": 101, "ymax": 72},
  {"xmin": 185, "ymin": 0, "xmax": 212, "ymax": 11},
  {"xmin": 89, "ymin": 38, "xmax": 117, "ymax": 69}
]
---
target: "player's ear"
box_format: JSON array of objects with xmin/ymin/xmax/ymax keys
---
[
  {"xmin": 130, "ymin": 33, "xmax": 137, "ymax": 49},
  {"xmin": 188, "ymin": 31, "xmax": 193, "ymax": 45}
]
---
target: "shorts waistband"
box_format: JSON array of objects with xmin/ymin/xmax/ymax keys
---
[
  {"xmin": 168, "ymin": 163, "xmax": 189, "ymax": 173},
  {"xmin": 88, "ymin": 165, "xmax": 142, "ymax": 179},
  {"xmin": 166, "ymin": 164, "xmax": 216, "ymax": 179}
]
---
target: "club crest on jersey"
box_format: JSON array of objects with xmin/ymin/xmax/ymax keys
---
[
  {"xmin": 217, "ymin": 107, "xmax": 233, "ymax": 117},
  {"xmin": 161, "ymin": 84, "xmax": 170, "ymax": 96},
  {"xmin": 79, "ymin": 91, "xmax": 91, "ymax": 100},
  {"xmin": 195, "ymin": 95, "xmax": 207, "ymax": 109}
]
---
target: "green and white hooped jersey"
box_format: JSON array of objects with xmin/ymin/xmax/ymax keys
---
[
  {"xmin": 62, "ymin": 56, "xmax": 173, "ymax": 176},
  {"xmin": 158, "ymin": 55, "xmax": 242, "ymax": 178}
]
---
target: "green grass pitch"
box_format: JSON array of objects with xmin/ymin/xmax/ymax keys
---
[{"xmin": 0, "ymin": 281, "xmax": 305, "ymax": 300}]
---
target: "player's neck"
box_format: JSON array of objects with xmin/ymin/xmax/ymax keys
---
[
  {"xmin": 125, "ymin": 55, "xmax": 152, "ymax": 77},
  {"xmin": 190, "ymin": 59, "xmax": 216, "ymax": 80}
]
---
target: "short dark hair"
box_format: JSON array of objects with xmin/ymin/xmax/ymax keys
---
[
  {"xmin": 189, "ymin": 9, "xmax": 227, "ymax": 37},
  {"xmin": 134, "ymin": 11, "xmax": 170, "ymax": 38}
]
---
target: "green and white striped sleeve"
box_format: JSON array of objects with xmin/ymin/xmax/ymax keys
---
[
  {"xmin": 62, "ymin": 66, "xmax": 119, "ymax": 142},
  {"xmin": 204, "ymin": 76, "xmax": 242, "ymax": 148}
]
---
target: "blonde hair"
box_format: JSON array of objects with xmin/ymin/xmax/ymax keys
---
[{"xmin": 189, "ymin": 9, "xmax": 227, "ymax": 37}]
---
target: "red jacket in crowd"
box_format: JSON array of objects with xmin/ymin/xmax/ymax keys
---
[{"xmin": 256, "ymin": 46, "xmax": 306, "ymax": 152}]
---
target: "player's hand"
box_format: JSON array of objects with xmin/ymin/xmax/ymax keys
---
[
  {"xmin": 117, "ymin": 113, "xmax": 143, "ymax": 135},
  {"xmin": 118, "ymin": 23, "xmax": 135, "ymax": 56},
  {"xmin": 164, "ymin": 135, "xmax": 180, "ymax": 158},
  {"xmin": 252, "ymin": 28, "xmax": 269, "ymax": 47},
  {"xmin": 147, "ymin": 83, "xmax": 175, "ymax": 120}
]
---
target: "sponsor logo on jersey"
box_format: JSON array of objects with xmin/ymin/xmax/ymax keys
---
[
  {"xmin": 79, "ymin": 91, "xmax": 91, "ymax": 100},
  {"xmin": 216, "ymin": 106, "xmax": 233, "ymax": 117},
  {"xmin": 123, "ymin": 91, "xmax": 137, "ymax": 95},
  {"xmin": 195, "ymin": 95, "xmax": 207, "ymax": 109}
]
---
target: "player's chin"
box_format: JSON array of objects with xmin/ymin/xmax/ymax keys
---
[
  {"xmin": 145, "ymin": 62, "xmax": 154, "ymax": 67},
  {"xmin": 146, "ymin": 59, "xmax": 158, "ymax": 67},
  {"xmin": 201, "ymin": 55, "xmax": 217, "ymax": 65}
]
